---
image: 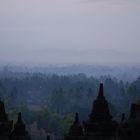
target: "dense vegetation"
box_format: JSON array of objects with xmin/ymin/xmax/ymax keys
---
[{"xmin": 0, "ymin": 72, "xmax": 140, "ymax": 139}]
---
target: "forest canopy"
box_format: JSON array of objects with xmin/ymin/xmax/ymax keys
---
[{"xmin": 0, "ymin": 72, "xmax": 140, "ymax": 139}]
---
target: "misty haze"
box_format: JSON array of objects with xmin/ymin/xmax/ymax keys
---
[{"xmin": 0, "ymin": 0, "xmax": 140, "ymax": 140}]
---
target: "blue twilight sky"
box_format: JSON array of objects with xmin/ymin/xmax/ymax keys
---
[{"xmin": 0, "ymin": 0, "xmax": 140, "ymax": 66}]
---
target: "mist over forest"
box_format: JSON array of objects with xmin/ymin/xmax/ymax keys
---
[
  {"xmin": 0, "ymin": 65, "xmax": 140, "ymax": 140},
  {"xmin": 0, "ymin": 0, "xmax": 140, "ymax": 139},
  {"xmin": 0, "ymin": 65, "xmax": 140, "ymax": 81}
]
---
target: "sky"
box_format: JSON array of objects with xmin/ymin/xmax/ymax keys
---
[{"xmin": 0, "ymin": 0, "xmax": 140, "ymax": 66}]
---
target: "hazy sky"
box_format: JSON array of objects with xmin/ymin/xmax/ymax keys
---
[{"xmin": 0, "ymin": 0, "xmax": 140, "ymax": 66}]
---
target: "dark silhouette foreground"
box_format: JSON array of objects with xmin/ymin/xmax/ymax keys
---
[
  {"xmin": 0, "ymin": 83, "xmax": 140, "ymax": 140},
  {"xmin": 65, "ymin": 84, "xmax": 140, "ymax": 140}
]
